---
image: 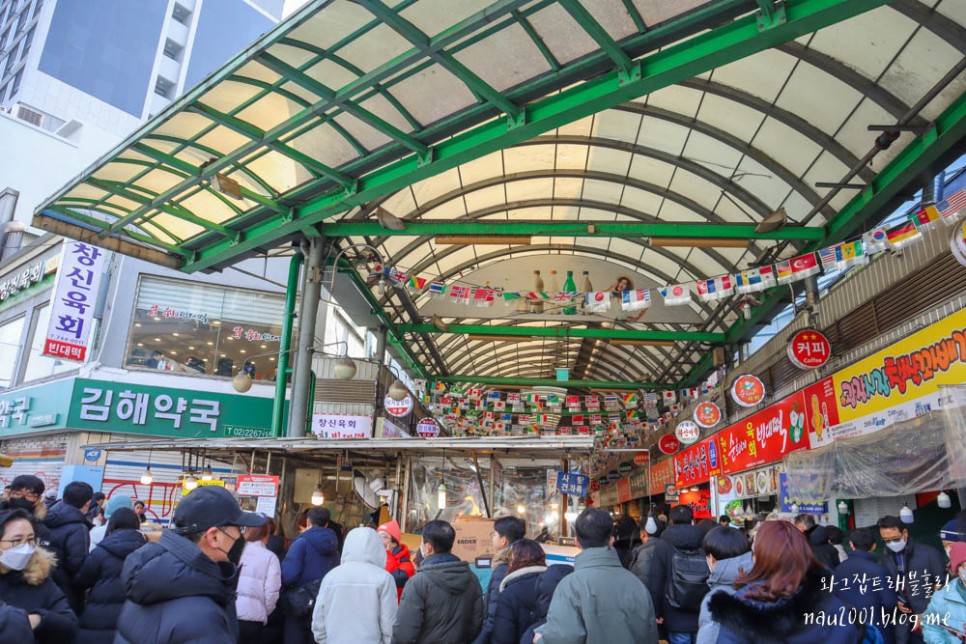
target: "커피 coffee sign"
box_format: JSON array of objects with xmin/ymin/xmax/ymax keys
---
[{"xmin": 787, "ymin": 329, "xmax": 831, "ymax": 369}]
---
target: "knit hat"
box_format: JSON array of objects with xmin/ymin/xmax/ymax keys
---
[
  {"xmin": 940, "ymin": 520, "xmax": 966, "ymax": 542},
  {"xmin": 949, "ymin": 542, "xmax": 966, "ymax": 575},
  {"xmin": 377, "ymin": 519, "xmax": 402, "ymax": 544},
  {"xmin": 104, "ymin": 494, "xmax": 133, "ymax": 520}
]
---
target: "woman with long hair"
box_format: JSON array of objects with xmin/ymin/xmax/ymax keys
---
[
  {"xmin": 707, "ymin": 520, "xmax": 864, "ymax": 643},
  {"xmin": 75, "ymin": 507, "xmax": 146, "ymax": 644},
  {"xmin": 492, "ymin": 539, "xmax": 572, "ymax": 644},
  {"xmin": 236, "ymin": 523, "xmax": 282, "ymax": 644}
]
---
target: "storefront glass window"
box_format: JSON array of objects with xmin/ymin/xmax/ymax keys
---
[
  {"xmin": 126, "ymin": 276, "xmax": 286, "ymax": 382},
  {"xmin": 22, "ymin": 303, "xmax": 78, "ymax": 382},
  {"xmin": 0, "ymin": 315, "xmax": 25, "ymax": 388}
]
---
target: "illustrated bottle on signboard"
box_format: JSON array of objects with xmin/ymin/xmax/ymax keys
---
[
  {"xmin": 580, "ymin": 270, "xmax": 593, "ymax": 312},
  {"xmin": 546, "ymin": 270, "xmax": 560, "ymax": 315},
  {"xmin": 531, "ymin": 270, "xmax": 544, "ymax": 313},
  {"xmin": 562, "ymin": 270, "xmax": 577, "ymax": 315}
]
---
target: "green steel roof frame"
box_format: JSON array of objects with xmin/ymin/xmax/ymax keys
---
[{"xmin": 35, "ymin": 0, "xmax": 890, "ymax": 275}]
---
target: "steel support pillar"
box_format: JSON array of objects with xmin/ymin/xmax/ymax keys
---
[
  {"xmin": 288, "ymin": 238, "xmax": 325, "ymax": 438},
  {"xmin": 272, "ymin": 251, "xmax": 303, "ymax": 438}
]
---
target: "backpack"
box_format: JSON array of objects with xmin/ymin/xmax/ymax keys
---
[{"xmin": 665, "ymin": 547, "xmax": 710, "ymax": 611}]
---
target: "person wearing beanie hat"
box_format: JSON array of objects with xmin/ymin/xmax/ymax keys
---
[
  {"xmin": 941, "ymin": 520, "xmax": 966, "ymax": 557},
  {"xmin": 922, "ymin": 542, "xmax": 966, "ymax": 643},
  {"xmin": 377, "ymin": 520, "xmax": 414, "ymax": 602},
  {"xmin": 89, "ymin": 495, "xmax": 134, "ymax": 553}
]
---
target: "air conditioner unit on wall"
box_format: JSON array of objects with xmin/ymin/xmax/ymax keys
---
[{"xmin": 15, "ymin": 104, "xmax": 43, "ymax": 127}]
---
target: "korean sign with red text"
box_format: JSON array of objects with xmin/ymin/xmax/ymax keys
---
[{"xmin": 717, "ymin": 392, "xmax": 808, "ymax": 475}]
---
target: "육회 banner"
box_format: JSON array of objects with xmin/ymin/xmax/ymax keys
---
[
  {"xmin": 717, "ymin": 391, "xmax": 809, "ymax": 475},
  {"xmin": 43, "ymin": 241, "xmax": 109, "ymax": 362}
]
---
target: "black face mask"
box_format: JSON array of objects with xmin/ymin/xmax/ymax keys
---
[
  {"xmin": 222, "ymin": 532, "xmax": 245, "ymax": 566},
  {"xmin": 7, "ymin": 498, "xmax": 35, "ymax": 512}
]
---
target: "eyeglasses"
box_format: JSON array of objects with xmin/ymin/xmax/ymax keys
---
[
  {"xmin": 218, "ymin": 526, "xmax": 246, "ymax": 537},
  {"xmin": 882, "ymin": 535, "xmax": 905, "ymax": 544},
  {"xmin": 8, "ymin": 491, "xmax": 39, "ymax": 502},
  {"xmin": 0, "ymin": 536, "xmax": 36, "ymax": 547}
]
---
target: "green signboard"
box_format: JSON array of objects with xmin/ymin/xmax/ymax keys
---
[
  {"xmin": 68, "ymin": 378, "xmax": 279, "ymax": 438},
  {"xmin": 0, "ymin": 379, "xmax": 73, "ymax": 436}
]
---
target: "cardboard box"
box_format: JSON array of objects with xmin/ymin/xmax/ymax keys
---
[{"xmin": 451, "ymin": 517, "xmax": 495, "ymax": 563}]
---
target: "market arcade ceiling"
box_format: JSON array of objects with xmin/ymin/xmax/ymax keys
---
[{"xmin": 32, "ymin": 0, "xmax": 966, "ymax": 390}]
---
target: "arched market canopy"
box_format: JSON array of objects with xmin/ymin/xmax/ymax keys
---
[{"xmin": 33, "ymin": 0, "xmax": 966, "ymax": 390}]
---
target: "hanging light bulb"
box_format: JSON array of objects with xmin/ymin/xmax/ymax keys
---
[
  {"xmin": 645, "ymin": 515, "xmax": 658, "ymax": 535},
  {"xmin": 837, "ymin": 500, "xmax": 849, "ymax": 515},
  {"xmin": 334, "ymin": 356, "xmax": 357, "ymax": 380},
  {"xmin": 388, "ymin": 378, "xmax": 408, "ymax": 401},
  {"xmin": 900, "ymin": 504, "xmax": 914, "ymax": 524},
  {"xmin": 516, "ymin": 504, "xmax": 526, "ymax": 515},
  {"xmin": 311, "ymin": 486, "xmax": 325, "ymax": 506},
  {"xmin": 184, "ymin": 473, "xmax": 198, "ymax": 491},
  {"xmin": 938, "ymin": 491, "xmax": 952, "ymax": 509},
  {"xmin": 436, "ymin": 481, "xmax": 448, "ymax": 509},
  {"xmin": 140, "ymin": 466, "xmax": 153, "ymax": 486},
  {"xmin": 232, "ymin": 371, "xmax": 253, "ymax": 393},
  {"xmin": 201, "ymin": 464, "xmax": 213, "ymax": 482},
  {"xmin": 376, "ymin": 276, "xmax": 388, "ymax": 296}
]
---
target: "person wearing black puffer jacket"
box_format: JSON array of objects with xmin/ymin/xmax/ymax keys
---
[
  {"xmin": 640, "ymin": 505, "xmax": 708, "ymax": 644},
  {"xmin": 73, "ymin": 508, "xmax": 145, "ymax": 644},
  {"xmin": 492, "ymin": 539, "xmax": 572, "ymax": 644},
  {"xmin": 114, "ymin": 486, "xmax": 265, "ymax": 643},
  {"xmin": 44, "ymin": 481, "xmax": 94, "ymax": 614},
  {"xmin": 793, "ymin": 514, "xmax": 840, "ymax": 571}
]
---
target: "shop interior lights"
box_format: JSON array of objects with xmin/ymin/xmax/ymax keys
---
[
  {"xmin": 184, "ymin": 472, "xmax": 198, "ymax": 491},
  {"xmin": 140, "ymin": 452, "xmax": 153, "ymax": 485},
  {"xmin": 837, "ymin": 500, "xmax": 849, "ymax": 515},
  {"xmin": 201, "ymin": 463, "xmax": 214, "ymax": 482},
  {"xmin": 900, "ymin": 504, "xmax": 914, "ymax": 523},
  {"xmin": 938, "ymin": 491, "xmax": 952, "ymax": 509}
]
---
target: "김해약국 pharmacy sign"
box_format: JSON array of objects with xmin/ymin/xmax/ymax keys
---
[
  {"xmin": 43, "ymin": 242, "xmax": 109, "ymax": 363},
  {"xmin": 68, "ymin": 379, "xmax": 278, "ymax": 439}
]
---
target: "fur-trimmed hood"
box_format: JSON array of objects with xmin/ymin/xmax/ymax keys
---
[
  {"xmin": 0, "ymin": 546, "xmax": 56, "ymax": 586},
  {"xmin": 499, "ymin": 564, "xmax": 546, "ymax": 592},
  {"xmin": 708, "ymin": 567, "xmax": 857, "ymax": 643},
  {"xmin": 493, "ymin": 545, "xmax": 512, "ymax": 566}
]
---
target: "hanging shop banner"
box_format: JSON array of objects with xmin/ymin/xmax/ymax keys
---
[
  {"xmin": 556, "ymin": 471, "xmax": 589, "ymax": 496},
  {"xmin": 828, "ymin": 307, "xmax": 966, "ymax": 439},
  {"xmin": 694, "ymin": 401, "xmax": 722, "ymax": 429},
  {"xmin": 633, "ymin": 451, "xmax": 650, "ymax": 465},
  {"xmin": 649, "ymin": 458, "xmax": 674, "ymax": 496},
  {"xmin": 805, "ymin": 376, "xmax": 842, "ymax": 449},
  {"xmin": 675, "ymin": 421, "xmax": 700, "ymax": 445},
  {"xmin": 731, "ymin": 375, "xmax": 766, "ymax": 407},
  {"xmin": 416, "ymin": 418, "xmax": 440, "ymax": 438},
  {"xmin": 778, "ymin": 473, "xmax": 828, "ymax": 513},
  {"xmin": 310, "ymin": 414, "xmax": 371, "ymax": 439},
  {"xmin": 788, "ymin": 329, "xmax": 831, "ymax": 369},
  {"xmin": 385, "ymin": 394, "xmax": 413, "ymax": 418},
  {"xmin": 618, "ymin": 461, "xmax": 634, "ymax": 475},
  {"xmin": 717, "ymin": 392, "xmax": 808, "ymax": 476},
  {"xmin": 617, "ymin": 477, "xmax": 632, "ymax": 503},
  {"xmin": 43, "ymin": 242, "xmax": 109, "ymax": 363},
  {"xmin": 0, "ymin": 254, "xmax": 59, "ymax": 303},
  {"xmin": 673, "ymin": 436, "xmax": 721, "ymax": 488},
  {"xmin": 237, "ymin": 474, "xmax": 280, "ymax": 516},
  {"xmin": 658, "ymin": 434, "xmax": 680, "ymax": 454}
]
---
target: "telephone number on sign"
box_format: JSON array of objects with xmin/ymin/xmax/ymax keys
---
[{"xmin": 224, "ymin": 426, "xmax": 272, "ymax": 438}]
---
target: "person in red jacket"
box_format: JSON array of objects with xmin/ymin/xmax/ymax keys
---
[{"xmin": 377, "ymin": 520, "xmax": 414, "ymax": 602}]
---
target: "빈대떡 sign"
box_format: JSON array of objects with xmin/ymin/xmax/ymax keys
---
[{"xmin": 43, "ymin": 242, "xmax": 109, "ymax": 363}]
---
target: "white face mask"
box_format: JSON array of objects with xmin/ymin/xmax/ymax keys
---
[
  {"xmin": 947, "ymin": 546, "xmax": 953, "ymax": 558},
  {"xmin": 886, "ymin": 538, "xmax": 906, "ymax": 553},
  {"xmin": 959, "ymin": 569, "xmax": 966, "ymax": 584},
  {"xmin": 0, "ymin": 543, "xmax": 35, "ymax": 571}
]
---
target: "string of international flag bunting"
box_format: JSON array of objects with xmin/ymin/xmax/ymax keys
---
[
  {"xmin": 414, "ymin": 382, "xmax": 715, "ymax": 439},
  {"xmin": 372, "ymin": 195, "xmax": 966, "ymax": 311}
]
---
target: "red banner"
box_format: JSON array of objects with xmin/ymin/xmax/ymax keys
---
[
  {"xmin": 673, "ymin": 436, "xmax": 721, "ymax": 488},
  {"xmin": 649, "ymin": 458, "xmax": 674, "ymax": 496},
  {"xmin": 717, "ymin": 391, "xmax": 809, "ymax": 475},
  {"xmin": 617, "ymin": 477, "xmax": 632, "ymax": 503}
]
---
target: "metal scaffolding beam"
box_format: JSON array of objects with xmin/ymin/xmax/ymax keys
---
[{"xmin": 396, "ymin": 323, "xmax": 724, "ymax": 343}]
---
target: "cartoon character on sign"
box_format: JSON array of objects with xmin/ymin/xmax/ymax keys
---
[
  {"xmin": 787, "ymin": 400, "xmax": 805, "ymax": 444},
  {"xmin": 810, "ymin": 394, "xmax": 829, "ymax": 440}
]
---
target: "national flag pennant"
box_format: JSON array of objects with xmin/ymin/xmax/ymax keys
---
[
  {"xmin": 524, "ymin": 393, "xmax": 539, "ymax": 404},
  {"xmin": 433, "ymin": 381, "xmax": 447, "ymax": 393},
  {"xmin": 911, "ymin": 204, "xmax": 941, "ymax": 229},
  {"xmin": 938, "ymin": 188, "xmax": 966, "ymax": 223},
  {"xmin": 572, "ymin": 414, "xmax": 585, "ymax": 425},
  {"xmin": 584, "ymin": 290, "xmax": 611, "ymax": 313},
  {"xmin": 507, "ymin": 393, "xmax": 521, "ymax": 405},
  {"xmin": 500, "ymin": 413, "xmax": 512, "ymax": 423},
  {"xmin": 646, "ymin": 408, "xmax": 659, "ymax": 420},
  {"xmin": 818, "ymin": 245, "xmax": 839, "ymax": 271},
  {"xmin": 660, "ymin": 284, "xmax": 692, "ymax": 306},
  {"xmin": 837, "ymin": 240, "xmax": 867, "ymax": 267},
  {"xmin": 473, "ymin": 288, "xmax": 495, "ymax": 307},
  {"xmin": 553, "ymin": 291, "xmax": 578, "ymax": 302},
  {"xmin": 467, "ymin": 387, "xmax": 483, "ymax": 400},
  {"xmin": 775, "ymin": 259, "xmax": 793, "ymax": 284},
  {"xmin": 887, "ymin": 222, "xmax": 921, "ymax": 248},
  {"xmin": 566, "ymin": 395, "xmax": 581, "ymax": 412},
  {"xmin": 585, "ymin": 395, "xmax": 600, "ymax": 412},
  {"xmin": 670, "ymin": 403, "xmax": 682, "ymax": 414},
  {"xmin": 696, "ymin": 275, "xmax": 734, "ymax": 302},
  {"xmin": 486, "ymin": 390, "xmax": 501, "ymax": 402},
  {"xmin": 493, "ymin": 400, "xmax": 506, "ymax": 412},
  {"xmin": 625, "ymin": 410, "xmax": 638, "ymax": 420},
  {"xmin": 621, "ymin": 288, "xmax": 651, "ymax": 312},
  {"xmin": 518, "ymin": 414, "xmax": 530, "ymax": 425},
  {"xmin": 662, "ymin": 390, "xmax": 677, "ymax": 404},
  {"xmin": 381, "ymin": 267, "xmax": 407, "ymax": 284},
  {"xmin": 623, "ymin": 393, "xmax": 638, "ymax": 407},
  {"xmin": 493, "ymin": 422, "xmax": 507, "ymax": 433},
  {"xmin": 427, "ymin": 281, "xmax": 447, "ymax": 298},
  {"xmin": 545, "ymin": 394, "xmax": 560, "ymax": 405},
  {"xmin": 589, "ymin": 414, "xmax": 603, "ymax": 425},
  {"xmin": 526, "ymin": 292, "xmax": 550, "ymax": 301},
  {"xmin": 603, "ymin": 394, "xmax": 619, "ymax": 411},
  {"xmin": 502, "ymin": 291, "xmax": 522, "ymax": 305},
  {"xmin": 407, "ymin": 276, "xmax": 427, "ymax": 291},
  {"xmin": 778, "ymin": 253, "xmax": 820, "ymax": 284},
  {"xmin": 449, "ymin": 384, "xmax": 464, "ymax": 395},
  {"xmin": 862, "ymin": 228, "xmax": 889, "ymax": 254},
  {"xmin": 449, "ymin": 285, "xmax": 471, "ymax": 303}
]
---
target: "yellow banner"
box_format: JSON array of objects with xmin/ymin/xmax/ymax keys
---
[
  {"xmin": 181, "ymin": 479, "xmax": 225, "ymax": 496},
  {"xmin": 833, "ymin": 308, "xmax": 966, "ymax": 423}
]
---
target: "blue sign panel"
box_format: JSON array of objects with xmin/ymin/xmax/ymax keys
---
[
  {"xmin": 556, "ymin": 471, "xmax": 589, "ymax": 496},
  {"xmin": 779, "ymin": 473, "xmax": 828, "ymax": 514}
]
